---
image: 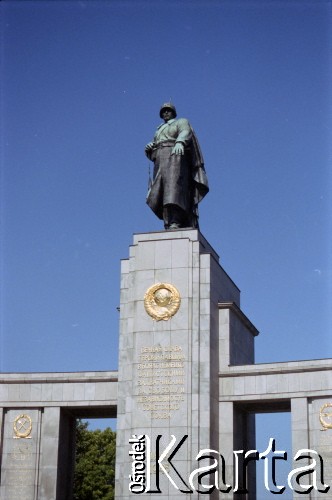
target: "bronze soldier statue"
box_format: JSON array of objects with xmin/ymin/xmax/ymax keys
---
[{"xmin": 145, "ymin": 103, "xmax": 209, "ymax": 230}]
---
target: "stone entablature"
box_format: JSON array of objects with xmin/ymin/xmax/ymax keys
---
[
  {"xmin": 0, "ymin": 371, "xmax": 118, "ymax": 411},
  {"xmin": 220, "ymin": 358, "xmax": 332, "ymax": 402}
]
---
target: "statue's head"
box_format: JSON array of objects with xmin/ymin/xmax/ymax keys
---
[{"xmin": 159, "ymin": 102, "xmax": 177, "ymax": 119}]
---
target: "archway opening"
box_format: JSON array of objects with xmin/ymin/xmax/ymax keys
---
[
  {"xmin": 73, "ymin": 417, "xmax": 117, "ymax": 500},
  {"xmin": 255, "ymin": 412, "xmax": 292, "ymax": 500}
]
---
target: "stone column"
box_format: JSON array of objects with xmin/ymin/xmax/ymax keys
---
[
  {"xmin": 0, "ymin": 409, "xmax": 42, "ymax": 499},
  {"xmin": 308, "ymin": 398, "xmax": 332, "ymax": 499},
  {"xmin": 291, "ymin": 398, "xmax": 310, "ymax": 500},
  {"xmin": 38, "ymin": 407, "xmax": 75, "ymax": 500},
  {"xmin": 219, "ymin": 401, "xmax": 235, "ymax": 499},
  {"xmin": 115, "ymin": 230, "xmax": 240, "ymax": 498},
  {"xmin": 39, "ymin": 407, "xmax": 61, "ymax": 500}
]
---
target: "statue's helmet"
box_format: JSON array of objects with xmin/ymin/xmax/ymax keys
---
[{"xmin": 159, "ymin": 102, "xmax": 177, "ymax": 118}]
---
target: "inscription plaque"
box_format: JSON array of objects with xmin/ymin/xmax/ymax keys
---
[{"xmin": 136, "ymin": 344, "xmax": 186, "ymax": 419}]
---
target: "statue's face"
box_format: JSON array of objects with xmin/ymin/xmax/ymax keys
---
[{"xmin": 162, "ymin": 108, "xmax": 174, "ymax": 122}]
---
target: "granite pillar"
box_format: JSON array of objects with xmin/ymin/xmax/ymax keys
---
[
  {"xmin": 115, "ymin": 230, "xmax": 241, "ymax": 498},
  {"xmin": 0, "ymin": 409, "xmax": 41, "ymax": 499}
]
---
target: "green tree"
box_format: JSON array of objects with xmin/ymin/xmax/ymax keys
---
[{"xmin": 73, "ymin": 420, "xmax": 116, "ymax": 500}]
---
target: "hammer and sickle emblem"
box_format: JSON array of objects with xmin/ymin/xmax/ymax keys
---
[
  {"xmin": 144, "ymin": 283, "xmax": 181, "ymax": 321},
  {"xmin": 13, "ymin": 414, "xmax": 32, "ymax": 438}
]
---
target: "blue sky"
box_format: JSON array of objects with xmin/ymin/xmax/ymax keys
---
[
  {"xmin": 1, "ymin": 1, "xmax": 331, "ymax": 495},
  {"xmin": 2, "ymin": 0, "xmax": 331, "ymax": 372}
]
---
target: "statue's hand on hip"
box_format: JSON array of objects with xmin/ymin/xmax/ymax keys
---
[
  {"xmin": 145, "ymin": 142, "xmax": 155, "ymax": 158},
  {"xmin": 171, "ymin": 143, "xmax": 184, "ymax": 155}
]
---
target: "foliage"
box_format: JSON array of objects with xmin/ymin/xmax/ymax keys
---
[{"xmin": 73, "ymin": 420, "xmax": 116, "ymax": 500}]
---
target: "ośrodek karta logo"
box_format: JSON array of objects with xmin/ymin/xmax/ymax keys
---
[{"xmin": 128, "ymin": 434, "xmax": 330, "ymax": 495}]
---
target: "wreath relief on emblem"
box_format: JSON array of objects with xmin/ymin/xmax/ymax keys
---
[
  {"xmin": 13, "ymin": 414, "xmax": 33, "ymax": 439},
  {"xmin": 144, "ymin": 283, "xmax": 181, "ymax": 321},
  {"xmin": 319, "ymin": 403, "xmax": 332, "ymax": 431}
]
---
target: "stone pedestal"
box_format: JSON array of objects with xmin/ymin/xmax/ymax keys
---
[{"xmin": 115, "ymin": 229, "xmax": 254, "ymax": 498}]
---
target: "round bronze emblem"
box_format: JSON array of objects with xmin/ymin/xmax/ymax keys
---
[
  {"xmin": 13, "ymin": 414, "xmax": 32, "ymax": 438},
  {"xmin": 144, "ymin": 283, "xmax": 181, "ymax": 321},
  {"xmin": 319, "ymin": 403, "xmax": 332, "ymax": 430}
]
